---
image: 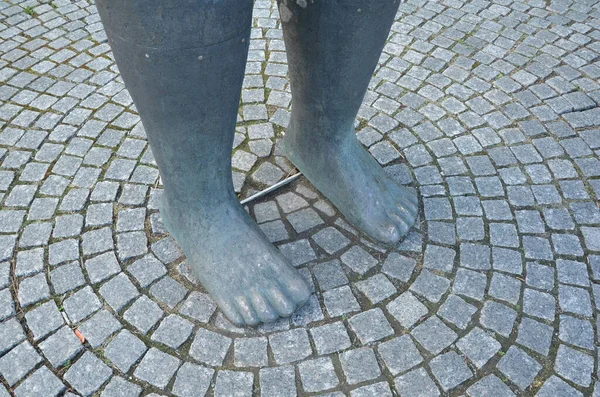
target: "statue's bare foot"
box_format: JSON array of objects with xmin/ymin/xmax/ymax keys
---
[
  {"xmin": 160, "ymin": 199, "xmax": 311, "ymax": 326},
  {"xmin": 284, "ymin": 129, "xmax": 418, "ymax": 245}
]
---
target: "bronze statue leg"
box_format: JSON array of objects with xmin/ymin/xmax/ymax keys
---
[
  {"xmin": 96, "ymin": 0, "xmax": 310, "ymax": 326},
  {"xmin": 280, "ymin": 0, "xmax": 418, "ymax": 244}
]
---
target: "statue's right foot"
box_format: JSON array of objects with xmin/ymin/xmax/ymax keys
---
[{"xmin": 160, "ymin": 198, "xmax": 311, "ymax": 326}]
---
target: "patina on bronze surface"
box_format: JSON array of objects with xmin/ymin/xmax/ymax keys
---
[{"xmin": 97, "ymin": 0, "xmax": 417, "ymax": 326}]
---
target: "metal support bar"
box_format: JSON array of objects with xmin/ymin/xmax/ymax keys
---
[{"xmin": 240, "ymin": 172, "xmax": 303, "ymax": 206}]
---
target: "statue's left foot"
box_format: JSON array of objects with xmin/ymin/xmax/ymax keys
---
[{"xmin": 283, "ymin": 130, "xmax": 418, "ymax": 245}]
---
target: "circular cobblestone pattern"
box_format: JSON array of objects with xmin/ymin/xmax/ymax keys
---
[{"xmin": 1, "ymin": 0, "xmax": 600, "ymax": 396}]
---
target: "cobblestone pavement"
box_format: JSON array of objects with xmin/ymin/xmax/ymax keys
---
[{"xmin": 0, "ymin": 0, "xmax": 600, "ymax": 395}]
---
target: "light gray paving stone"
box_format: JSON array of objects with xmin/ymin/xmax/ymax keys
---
[
  {"xmin": 453, "ymin": 268, "xmax": 486, "ymax": 301},
  {"xmin": 341, "ymin": 245, "xmax": 378, "ymax": 274},
  {"xmin": 287, "ymin": 208, "xmax": 323, "ymax": 233},
  {"xmin": 17, "ymin": 273, "xmax": 50, "ymax": 308},
  {"xmin": 0, "ymin": 234, "xmax": 17, "ymax": 261},
  {"xmin": 116, "ymin": 208, "xmax": 146, "ymax": 232},
  {"xmin": 0, "ymin": 288, "xmax": 15, "ymax": 321},
  {"xmin": 554, "ymin": 344, "xmax": 594, "ymax": 387},
  {"xmin": 151, "ymin": 237, "xmax": 183, "ymax": 264},
  {"xmin": 253, "ymin": 201, "xmax": 280, "ymax": 223},
  {"xmin": 39, "ymin": 325, "xmax": 83, "ymax": 368},
  {"xmin": 556, "ymin": 259, "xmax": 589, "ymax": 287},
  {"xmin": 149, "ymin": 276, "xmax": 187, "ymax": 309},
  {"xmin": 50, "ymin": 261, "xmax": 86, "ymax": 295},
  {"xmin": 278, "ymin": 239, "xmax": 317, "ymax": 266},
  {"xmin": 0, "ymin": 209, "xmax": 25, "ymax": 233},
  {"xmin": 24, "ymin": 300, "xmax": 64, "ymax": 341},
  {"xmin": 340, "ymin": 347, "xmax": 381, "ymax": 384},
  {"xmin": 172, "ymin": 363, "xmax": 214, "ymax": 397},
  {"xmin": 0, "ymin": 263, "xmax": 9, "ymax": 290},
  {"xmin": 117, "ymin": 231, "xmax": 148, "ymax": 260},
  {"xmin": 523, "ymin": 288, "xmax": 556, "ymax": 321},
  {"xmin": 0, "ymin": 341, "xmax": 43, "ymax": 386},
  {"xmin": 559, "ymin": 314, "xmax": 594, "ymax": 350},
  {"xmin": 377, "ymin": 334, "xmax": 423, "ymax": 375},
  {"xmin": 251, "ymin": 162, "xmax": 284, "ymax": 185},
  {"xmin": 526, "ymin": 263, "xmax": 554, "ymax": 291},
  {"xmin": 27, "ymin": 197, "xmax": 59, "ymax": 221},
  {"xmin": 0, "ymin": 317, "xmax": 26, "ymax": 356},
  {"xmin": 260, "ymin": 220, "xmax": 289, "ymax": 243},
  {"xmin": 412, "ymin": 316, "xmax": 458, "ymax": 354},
  {"xmin": 410, "ymin": 269, "xmax": 451, "ymax": 303},
  {"xmin": 489, "ymin": 272, "xmax": 521, "ymax": 304},
  {"xmin": 313, "ymin": 260, "xmax": 349, "ymax": 290},
  {"xmin": 350, "ymin": 382, "xmax": 393, "ymax": 397},
  {"xmin": 310, "ymin": 321, "xmax": 351, "ymax": 355},
  {"xmin": 134, "ymin": 348, "xmax": 181, "ymax": 389},
  {"xmin": 48, "ymin": 239, "xmax": 79, "ymax": 266},
  {"xmin": 63, "ymin": 285, "xmax": 102, "ymax": 323},
  {"xmin": 123, "ymin": 295, "xmax": 164, "ymax": 333},
  {"xmin": 189, "ymin": 328, "xmax": 232, "ymax": 367},
  {"xmin": 423, "ymin": 244, "xmax": 455, "ymax": 273},
  {"xmin": 14, "ymin": 366, "xmax": 66, "ymax": 397},
  {"xmin": 354, "ymin": 274, "xmax": 396, "ymax": 304},
  {"xmin": 571, "ymin": 203, "xmax": 600, "ymax": 226},
  {"xmin": 387, "ymin": 291, "xmax": 428, "ymax": 328},
  {"xmin": 382, "ymin": 252, "xmax": 417, "ymax": 282},
  {"xmin": 100, "ymin": 377, "xmax": 142, "ymax": 397},
  {"xmin": 467, "ymin": 375, "xmax": 516, "ymax": 397},
  {"xmin": 82, "ymin": 227, "xmax": 113, "ymax": 256},
  {"xmin": 214, "ymin": 370, "xmax": 254, "ymax": 397},
  {"xmin": 64, "ymin": 351, "xmax": 112, "ymax": 396},
  {"xmin": 77, "ymin": 310, "xmax": 122, "ymax": 348},
  {"xmin": 581, "ymin": 227, "xmax": 600, "ymax": 251},
  {"xmin": 516, "ymin": 317, "xmax": 553, "ymax": 355},
  {"xmin": 312, "ymin": 227, "xmax": 350, "ymax": 255},
  {"xmin": 456, "ymin": 217, "xmax": 484, "ymax": 241},
  {"xmin": 323, "ymin": 285, "xmax": 360, "ymax": 317},
  {"xmin": 460, "ymin": 243, "xmax": 491, "ymax": 270},
  {"xmin": 104, "ymin": 329, "xmax": 148, "ymax": 373},
  {"xmin": 19, "ymin": 223, "xmax": 53, "ymax": 249},
  {"xmin": 559, "ymin": 284, "xmax": 592, "ymax": 317},
  {"xmin": 536, "ymin": 376, "xmax": 583, "ymax": 397},
  {"xmin": 457, "ymin": 327, "xmax": 501, "ymax": 369},
  {"xmin": 429, "ymin": 351, "xmax": 473, "ymax": 392},
  {"xmin": 178, "ymin": 291, "xmax": 217, "ymax": 323},
  {"xmin": 298, "ymin": 357, "xmax": 339, "ymax": 393},
  {"xmin": 260, "ymin": 365, "xmax": 296, "ymax": 397},
  {"xmin": 438, "ymin": 294, "xmax": 477, "ymax": 330},
  {"xmin": 427, "ymin": 221, "xmax": 456, "ymax": 245},
  {"xmin": 99, "ymin": 273, "xmax": 140, "ymax": 312},
  {"xmin": 395, "ymin": 367, "xmax": 440, "ymax": 397},
  {"xmin": 349, "ymin": 308, "xmax": 394, "ymax": 344},
  {"xmin": 234, "ymin": 337, "xmax": 268, "ymax": 367},
  {"xmin": 480, "ymin": 301, "xmax": 517, "ymax": 337},
  {"xmin": 497, "ymin": 346, "xmax": 542, "ymax": 390},
  {"xmin": 269, "ymin": 328, "xmax": 311, "ymax": 365},
  {"xmin": 127, "ymin": 254, "xmax": 167, "ymax": 288}
]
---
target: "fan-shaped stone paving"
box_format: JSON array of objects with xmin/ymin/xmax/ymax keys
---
[{"xmin": 1, "ymin": 0, "xmax": 600, "ymax": 395}]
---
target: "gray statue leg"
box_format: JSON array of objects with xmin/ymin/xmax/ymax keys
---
[
  {"xmin": 279, "ymin": 0, "xmax": 418, "ymax": 244},
  {"xmin": 96, "ymin": 0, "xmax": 310, "ymax": 326}
]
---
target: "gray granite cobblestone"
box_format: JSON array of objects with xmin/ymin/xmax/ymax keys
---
[{"xmin": 1, "ymin": 0, "xmax": 600, "ymax": 394}]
